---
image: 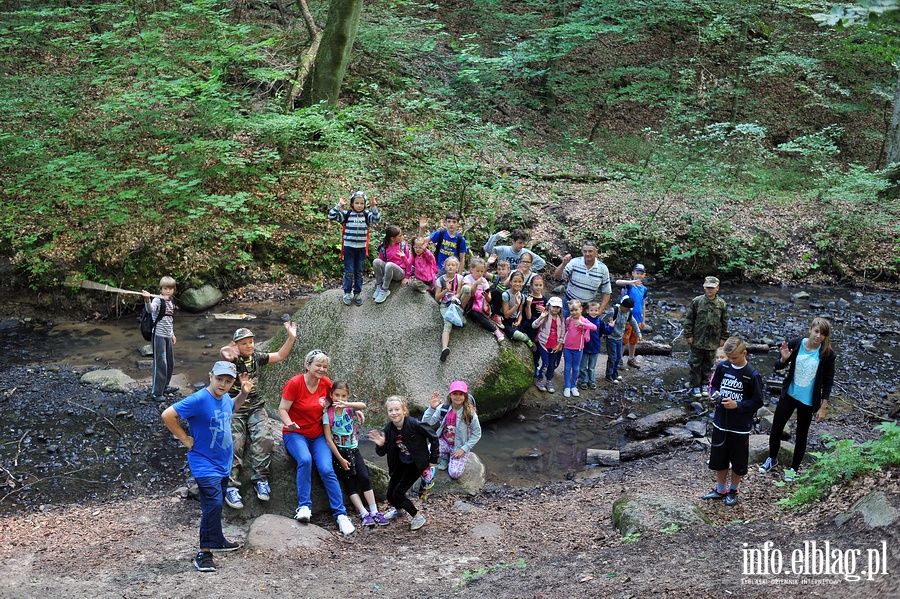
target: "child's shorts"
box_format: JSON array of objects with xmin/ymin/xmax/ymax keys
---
[
  {"xmin": 707, "ymin": 428, "xmax": 750, "ymax": 475},
  {"xmin": 623, "ymin": 322, "xmax": 641, "ymax": 346}
]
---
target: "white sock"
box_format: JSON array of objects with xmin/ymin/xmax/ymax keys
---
[
  {"xmin": 359, "ymin": 508, "xmax": 369, "ymax": 517},
  {"xmin": 369, "ymin": 504, "xmax": 378, "ymax": 515}
]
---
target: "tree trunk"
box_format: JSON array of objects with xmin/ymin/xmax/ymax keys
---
[
  {"xmin": 301, "ymin": 0, "xmax": 364, "ymax": 108},
  {"xmin": 285, "ymin": 0, "xmax": 323, "ymax": 110},
  {"xmin": 886, "ymin": 62, "xmax": 900, "ymax": 168}
]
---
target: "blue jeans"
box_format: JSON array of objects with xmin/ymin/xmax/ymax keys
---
[
  {"xmin": 284, "ymin": 432, "xmax": 347, "ymax": 517},
  {"xmin": 579, "ymin": 352, "xmax": 599, "ymax": 384},
  {"xmin": 536, "ymin": 345, "xmax": 560, "ymax": 380},
  {"xmin": 342, "ymin": 246, "xmax": 365, "ymax": 295},
  {"xmin": 606, "ymin": 337, "xmax": 623, "ymax": 379},
  {"xmin": 195, "ymin": 475, "xmax": 229, "ymax": 550},
  {"xmin": 563, "ymin": 348, "xmax": 583, "ymax": 389}
]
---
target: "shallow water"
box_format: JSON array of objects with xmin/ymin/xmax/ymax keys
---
[{"xmin": 2, "ymin": 283, "xmax": 898, "ymax": 488}]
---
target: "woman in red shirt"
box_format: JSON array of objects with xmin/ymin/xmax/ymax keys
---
[{"xmin": 278, "ymin": 349, "xmax": 354, "ymax": 535}]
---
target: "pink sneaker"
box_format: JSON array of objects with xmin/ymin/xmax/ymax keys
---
[{"xmin": 493, "ymin": 329, "xmax": 505, "ymax": 342}]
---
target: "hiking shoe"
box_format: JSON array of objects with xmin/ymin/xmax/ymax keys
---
[
  {"xmin": 337, "ymin": 514, "xmax": 355, "ymax": 536},
  {"xmin": 342, "ymin": 293, "xmax": 352, "ymax": 305},
  {"xmin": 354, "ymin": 294, "xmax": 362, "ymax": 306},
  {"xmin": 210, "ymin": 539, "xmax": 242, "ymax": 553},
  {"xmin": 571, "ymin": 387, "xmax": 580, "ymax": 397},
  {"xmin": 372, "ymin": 512, "xmax": 390, "ymax": 526},
  {"xmin": 437, "ymin": 458, "xmax": 449, "ymax": 471},
  {"xmin": 701, "ymin": 488, "xmax": 727, "ymax": 500},
  {"xmin": 255, "ymin": 480, "xmax": 270, "ymax": 502},
  {"xmin": 410, "ymin": 514, "xmax": 426, "ymax": 531},
  {"xmin": 294, "ymin": 505, "xmax": 311, "ymax": 523},
  {"xmin": 589, "ymin": 382, "xmax": 597, "ymax": 389},
  {"xmin": 383, "ymin": 507, "xmax": 406, "ymax": 520},
  {"xmin": 361, "ymin": 513, "xmax": 375, "ymax": 527},
  {"xmin": 783, "ymin": 468, "xmax": 797, "ymax": 483},
  {"xmin": 725, "ymin": 489, "xmax": 740, "ymax": 506},
  {"xmin": 578, "ymin": 381, "xmax": 588, "ymax": 390},
  {"xmin": 759, "ymin": 457, "xmax": 778, "ymax": 474},
  {"xmin": 546, "ymin": 381, "xmax": 555, "ymax": 393},
  {"xmin": 193, "ymin": 551, "xmax": 217, "ymax": 572},
  {"xmin": 628, "ymin": 359, "xmax": 640, "ymax": 369},
  {"xmin": 563, "ymin": 387, "xmax": 571, "ymax": 398},
  {"xmin": 440, "ymin": 347, "xmax": 450, "ymax": 362},
  {"xmin": 224, "ymin": 487, "xmax": 243, "ymax": 509},
  {"xmin": 534, "ymin": 377, "xmax": 547, "ymax": 392},
  {"xmin": 691, "ymin": 387, "xmax": 702, "ymax": 398}
]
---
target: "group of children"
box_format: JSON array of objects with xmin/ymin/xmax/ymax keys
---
[{"xmin": 328, "ymin": 194, "xmax": 651, "ymax": 394}]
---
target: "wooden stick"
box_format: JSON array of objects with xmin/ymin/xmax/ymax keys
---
[
  {"xmin": 66, "ymin": 400, "xmax": 126, "ymax": 438},
  {"xmin": 74, "ymin": 279, "xmax": 164, "ymax": 299}
]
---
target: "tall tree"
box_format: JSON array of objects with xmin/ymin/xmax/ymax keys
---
[{"xmin": 301, "ymin": 0, "xmax": 364, "ymax": 108}]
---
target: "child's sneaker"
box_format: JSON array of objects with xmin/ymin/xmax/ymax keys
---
[
  {"xmin": 210, "ymin": 539, "xmax": 242, "ymax": 553},
  {"xmin": 589, "ymin": 382, "xmax": 597, "ymax": 389},
  {"xmin": 700, "ymin": 488, "xmax": 727, "ymax": 500},
  {"xmin": 255, "ymin": 480, "xmax": 270, "ymax": 501},
  {"xmin": 336, "ymin": 514, "xmax": 355, "ymax": 536},
  {"xmin": 691, "ymin": 387, "xmax": 702, "ymax": 398},
  {"xmin": 372, "ymin": 512, "xmax": 390, "ymax": 526},
  {"xmin": 534, "ymin": 377, "xmax": 547, "ymax": 392},
  {"xmin": 563, "ymin": 387, "xmax": 571, "ymax": 398},
  {"xmin": 759, "ymin": 457, "xmax": 778, "ymax": 473},
  {"xmin": 361, "ymin": 513, "xmax": 376, "ymax": 527},
  {"xmin": 193, "ymin": 551, "xmax": 217, "ymax": 572},
  {"xmin": 783, "ymin": 468, "xmax": 797, "ymax": 483},
  {"xmin": 605, "ymin": 376, "xmax": 615, "ymax": 384},
  {"xmin": 577, "ymin": 381, "xmax": 587, "ymax": 390},
  {"xmin": 546, "ymin": 381, "xmax": 555, "ymax": 393},
  {"xmin": 493, "ymin": 329, "xmax": 505, "ymax": 342},
  {"xmin": 225, "ymin": 487, "xmax": 243, "ymax": 509},
  {"xmin": 410, "ymin": 514, "xmax": 427, "ymax": 531},
  {"xmin": 342, "ymin": 293, "xmax": 352, "ymax": 305},
  {"xmin": 725, "ymin": 488, "xmax": 740, "ymax": 506},
  {"xmin": 372, "ymin": 287, "xmax": 382, "ymax": 302},
  {"xmin": 627, "ymin": 359, "xmax": 640, "ymax": 369},
  {"xmin": 615, "ymin": 374, "xmax": 623, "ymax": 381},
  {"xmin": 354, "ymin": 294, "xmax": 363, "ymax": 306},
  {"xmin": 440, "ymin": 347, "xmax": 450, "ymax": 362},
  {"xmin": 526, "ymin": 340, "xmax": 537, "ymax": 353},
  {"xmin": 571, "ymin": 387, "xmax": 580, "ymax": 397},
  {"xmin": 294, "ymin": 505, "xmax": 311, "ymax": 523},
  {"xmin": 383, "ymin": 507, "xmax": 406, "ymax": 520},
  {"xmin": 491, "ymin": 314, "xmax": 503, "ymax": 327}
]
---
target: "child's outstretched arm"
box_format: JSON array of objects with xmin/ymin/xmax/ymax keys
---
[
  {"xmin": 268, "ymin": 321, "xmax": 298, "ymax": 365},
  {"xmin": 327, "ymin": 197, "xmax": 347, "ymax": 221},
  {"xmin": 422, "ymin": 392, "xmax": 443, "ymax": 424},
  {"xmin": 232, "ymin": 373, "xmax": 253, "ymax": 412}
]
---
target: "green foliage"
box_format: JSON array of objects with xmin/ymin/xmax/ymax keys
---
[
  {"xmin": 778, "ymin": 421, "xmax": 900, "ymax": 508},
  {"xmin": 622, "ymin": 531, "xmax": 641, "ymax": 543}
]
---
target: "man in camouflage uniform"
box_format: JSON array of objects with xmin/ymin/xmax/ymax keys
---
[
  {"xmin": 684, "ymin": 276, "xmax": 728, "ymax": 399},
  {"xmin": 220, "ymin": 322, "xmax": 297, "ymax": 509}
]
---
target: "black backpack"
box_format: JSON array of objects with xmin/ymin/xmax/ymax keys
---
[{"xmin": 139, "ymin": 299, "xmax": 168, "ymax": 341}]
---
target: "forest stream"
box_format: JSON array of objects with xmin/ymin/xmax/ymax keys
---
[{"xmin": 0, "ymin": 281, "xmax": 898, "ymax": 515}]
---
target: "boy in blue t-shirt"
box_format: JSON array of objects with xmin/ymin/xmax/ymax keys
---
[
  {"xmin": 161, "ymin": 361, "xmax": 251, "ymax": 572},
  {"xmin": 615, "ymin": 263, "xmax": 649, "ymax": 368},
  {"xmin": 419, "ymin": 211, "xmax": 467, "ymax": 276}
]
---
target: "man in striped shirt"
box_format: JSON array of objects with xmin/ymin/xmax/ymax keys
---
[{"xmin": 553, "ymin": 241, "xmax": 611, "ymax": 318}]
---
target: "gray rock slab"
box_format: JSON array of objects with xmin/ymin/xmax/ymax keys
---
[
  {"xmin": 748, "ymin": 434, "xmax": 794, "ymax": 466},
  {"xmin": 247, "ymin": 514, "xmax": 331, "ymax": 552},
  {"xmin": 834, "ymin": 491, "xmax": 899, "ymax": 528},
  {"xmin": 180, "ymin": 284, "xmax": 224, "ymax": 312},
  {"xmin": 80, "ymin": 369, "xmax": 137, "ymax": 392},
  {"xmin": 469, "ymin": 522, "xmax": 503, "ymax": 540},
  {"xmin": 612, "ymin": 493, "xmax": 711, "ymax": 536},
  {"xmin": 625, "ymin": 407, "xmax": 691, "ymax": 439}
]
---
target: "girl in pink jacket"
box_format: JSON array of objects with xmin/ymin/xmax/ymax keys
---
[
  {"xmin": 373, "ymin": 225, "xmax": 411, "ymax": 304},
  {"xmin": 407, "ymin": 236, "xmax": 438, "ymax": 294}
]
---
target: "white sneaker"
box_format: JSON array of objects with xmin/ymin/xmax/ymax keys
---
[
  {"xmin": 571, "ymin": 387, "xmax": 580, "ymax": 397},
  {"xmin": 294, "ymin": 505, "xmax": 311, "ymax": 523},
  {"xmin": 336, "ymin": 514, "xmax": 355, "ymax": 536},
  {"xmin": 563, "ymin": 387, "xmax": 571, "ymax": 397},
  {"xmin": 383, "ymin": 507, "xmax": 407, "ymax": 520}
]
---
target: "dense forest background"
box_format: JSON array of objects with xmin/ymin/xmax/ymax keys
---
[{"xmin": 1, "ymin": 0, "xmax": 899, "ymax": 299}]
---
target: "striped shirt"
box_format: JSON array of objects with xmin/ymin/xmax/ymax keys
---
[
  {"xmin": 328, "ymin": 206, "xmax": 381, "ymax": 249},
  {"xmin": 562, "ymin": 257, "xmax": 611, "ymax": 302},
  {"xmin": 150, "ymin": 297, "xmax": 175, "ymax": 338}
]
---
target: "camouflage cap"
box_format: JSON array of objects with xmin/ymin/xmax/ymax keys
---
[
  {"xmin": 233, "ymin": 328, "xmax": 255, "ymax": 342},
  {"xmin": 703, "ymin": 276, "xmax": 720, "ymax": 288}
]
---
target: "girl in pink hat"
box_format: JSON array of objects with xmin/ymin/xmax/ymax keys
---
[{"xmin": 422, "ymin": 381, "xmax": 483, "ymax": 480}]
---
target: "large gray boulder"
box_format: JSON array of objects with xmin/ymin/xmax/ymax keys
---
[
  {"xmin": 625, "ymin": 407, "xmax": 691, "ymax": 439},
  {"xmin": 258, "ymin": 284, "xmax": 534, "ymax": 423},
  {"xmin": 80, "ymin": 368, "xmax": 137, "ymax": 392},
  {"xmin": 179, "ymin": 284, "xmax": 223, "ymax": 312},
  {"xmin": 612, "ymin": 493, "xmax": 711, "ymax": 536}
]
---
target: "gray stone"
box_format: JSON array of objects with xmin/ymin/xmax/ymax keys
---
[
  {"xmin": 80, "ymin": 369, "xmax": 137, "ymax": 392},
  {"xmin": 834, "ymin": 491, "xmax": 899, "ymax": 528},
  {"xmin": 258, "ymin": 285, "xmax": 534, "ymax": 423},
  {"xmin": 684, "ymin": 420, "xmax": 707, "ymax": 437},
  {"xmin": 138, "ymin": 344, "xmax": 154, "ymax": 357},
  {"xmin": 759, "ymin": 413, "xmax": 775, "ymax": 433},
  {"xmin": 246, "ymin": 514, "xmax": 331, "ymax": 552},
  {"xmin": 748, "ymin": 434, "xmax": 794, "ymax": 466},
  {"xmin": 426, "ymin": 453, "xmax": 486, "ymax": 497},
  {"xmin": 612, "ymin": 493, "xmax": 710, "ymax": 536},
  {"xmin": 663, "ymin": 426, "xmax": 694, "ymax": 439},
  {"xmin": 586, "ymin": 448, "xmax": 620, "ymax": 466},
  {"xmin": 469, "ymin": 522, "xmax": 502, "ymax": 539},
  {"xmin": 180, "ymin": 284, "xmax": 224, "ymax": 312},
  {"xmin": 791, "ymin": 291, "xmax": 810, "ymax": 301},
  {"xmin": 625, "ymin": 407, "xmax": 691, "ymax": 439},
  {"xmin": 620, "ymin": 436, "xmax": 696, "ymax": 461}
]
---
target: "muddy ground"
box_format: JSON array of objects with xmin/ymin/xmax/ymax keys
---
[{"xmin": 1, "ymin": 282, "xmax": 899, "ymax": 598}]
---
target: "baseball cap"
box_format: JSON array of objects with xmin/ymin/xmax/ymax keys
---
[
  {"xmin": 449, "ymin": 381, "xmax": 468, "ymax": 395},
  {"xmin": 233, "ymin": 328, "xmax": 255, "ymax": 342},
  {"xmin": 548, "ymin": 296, "xmax": 564, "ymax": 308},
  {"xmin": 633, "ymin": 263, "xmax": 646, "ymax": 272},
  {"xmin": 211, "ymin": 361, "xmax": 237, "ymax": 378},
  {"xmin": 703, "ymin": 276, "xmax": 720, "ymax": 288}
]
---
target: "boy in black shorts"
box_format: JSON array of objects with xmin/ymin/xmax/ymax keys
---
[{"xmin": 701, "ymin": 336, "xmax": 764, "ymax": 506}]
